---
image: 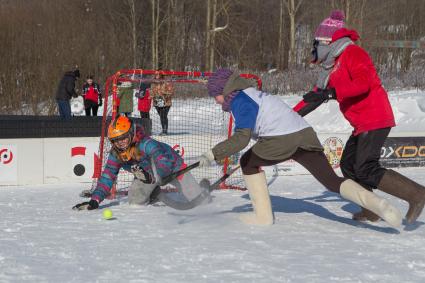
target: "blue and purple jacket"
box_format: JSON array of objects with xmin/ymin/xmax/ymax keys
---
[{"xmin": 91, "ymin": 127, "xmax": 183, "ymax": 203}]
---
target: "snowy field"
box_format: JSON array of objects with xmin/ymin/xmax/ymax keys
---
[
  {"xmin": 1, "ymin": 89, "xmax": 425, "ymax": 282},
  {"xmin": 1, "ymin": 168, "xmax": 425, "ymax": 282}
]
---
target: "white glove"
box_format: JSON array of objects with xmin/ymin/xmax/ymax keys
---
[{"xmin": 199, "ymin": 150, "xmax": 215, "ymax": 167}]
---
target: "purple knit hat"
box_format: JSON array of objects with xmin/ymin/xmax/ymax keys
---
[
  {"xmin": 207, "ymin": 68, "xmax": 234, "ymax": 97},
  {"xmin": 314, "ymin": 10, "xmax": 345, "ymax": 41}
]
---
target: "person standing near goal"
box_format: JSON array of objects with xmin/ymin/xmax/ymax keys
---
[
  {"xmin": 73, "ymin": 115, "xmax": 207, "ymax": 210},
  {"xmin": 198, "ymin": 68, "xmax": 402, "ymax": 228},
  {"xmin": 151, "ymin": 71, "xmax": 174, "ymax": 135},
  {"xmin": 293, "ymin": 10, "xmax": 425, "ymax": 224}
]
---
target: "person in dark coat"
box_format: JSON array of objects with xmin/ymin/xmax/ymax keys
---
[
  {"xmin": 55, "ymin": 69, "xmax": 80, "ymax": 119},
  {"xmin": 293, "ymin": 10, "xmax": 425, "ymax": 224}
]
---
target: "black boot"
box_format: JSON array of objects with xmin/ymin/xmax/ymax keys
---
[{"xmin": 378, "ymin": 169, "xmax": 425, "ymax": 224}]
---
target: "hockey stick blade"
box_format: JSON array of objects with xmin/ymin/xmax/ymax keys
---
[{"xmin": 208, "ymin": 165, "xmax": 241, "ymax": 192}]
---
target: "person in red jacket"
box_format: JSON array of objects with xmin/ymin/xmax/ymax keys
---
[
  {"xmin": 82, "ymin": 75, "xmax": 102, "ymax": 116},
  {"xmin": 135, "ymin": 75, "xmax": 153, "ymax": 135},
  {"xmin": 293, "ymin": 10, "xmax": 425, "ymax": 224}
]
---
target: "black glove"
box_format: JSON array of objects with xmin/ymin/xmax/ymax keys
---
[
  {"xmin": 99, "ymin": 99, "xmax": 103, "ymax": 107},
  {"xmin": 303, "ymin": 88, "xmax": 336, "ymax": 103},
  {"xmin": 72, "ymin": 199, "xmax": 99, "ymax": 210}
]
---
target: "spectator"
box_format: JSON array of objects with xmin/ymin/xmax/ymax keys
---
[
  {"xmin": 151, "ymin": 71, "xmax": 174, "ymax": 135},
  {"xmin": 136, "ymin": 78, "xmax": 153, "ymax": 135},
  {"xmin": 55, "ymin": 69, "xmax": 80, "ymax": 119},
  {"xmin": 82, "ymin": 75, "xmax": 102, "ymax": 116},
  {"xmin": 117, "ymin": 81, "xmax": 134, "ymax": 117}
]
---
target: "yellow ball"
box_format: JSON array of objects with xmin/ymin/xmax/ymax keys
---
[{"xmin": 103, "ymin": 209, "xmax": 113, "ymax": 220}]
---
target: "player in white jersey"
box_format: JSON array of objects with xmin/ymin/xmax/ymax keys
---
[{"xmin": 198, "ymin": 68, "xmax": 402, "ymax": 228}]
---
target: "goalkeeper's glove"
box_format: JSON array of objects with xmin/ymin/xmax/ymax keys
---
[{"xmin": 72, "ymin": 199, "xmax": 99, "ymax": 211}]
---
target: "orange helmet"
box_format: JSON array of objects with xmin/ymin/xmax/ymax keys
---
[{"xmin": 108, "ymin": 115, "xmax": 134, "ymax": 151}]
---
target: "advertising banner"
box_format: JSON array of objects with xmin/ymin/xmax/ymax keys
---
[{"xmin": 381, "ymin": 136, "xmax": 425, "ymax": 168}]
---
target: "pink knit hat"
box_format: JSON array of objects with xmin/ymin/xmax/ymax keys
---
[{"xmin": 314, "ymin": 10, "xmax": 345, "ymax": 41}]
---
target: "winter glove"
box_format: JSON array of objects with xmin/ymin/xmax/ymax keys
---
[
  {"xmin": 131, "ymin": 165, "xmax": 156, "ymax": 184},
  {"xmin": 99, "ymin": 99, "xmax": 103, "ymax": 107},
  {"xmin": 72, "ymin": 199, "xmax": 99, "ymax": 211},
  {"xmin": 199, "ymin": 150, "xmax": 215, "ymax": 167},
  {"xmin": 303, "ymin": 88, "xmax": 336, "ymax": 103}
]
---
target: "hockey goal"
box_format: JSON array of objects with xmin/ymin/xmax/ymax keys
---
[{"xmin": 92, "ymin": 69, "xmax": 262, "ymax": 193}]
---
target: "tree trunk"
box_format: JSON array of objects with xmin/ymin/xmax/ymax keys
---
[
  {"xmin": 205, "ymin": 0, "xmax": 211, "ymax": 71},
  {"xmin": 288, "ymin": 0, "xmax": 296, "ymax": 68},
  {"xmin": 155, "ymin": 0, "xmax": 160, "ymax": 69},
  {"xmin": 128, "ymin": 0, "xmax": 137, "ymax": 68},
  {"xmin": 345, "ymin": 0, "xmax": 350, "ymax": 23},
  {"xmin": 208, "ymin": 0, "xmax": 217, "ymax": 71},
  {"xmin": 277, "ymin": 0, "xmax": 285, "ymax": 70},
  {"xmin": 151, "ymin": 0, "xmax": 156, "ymax": 69}
]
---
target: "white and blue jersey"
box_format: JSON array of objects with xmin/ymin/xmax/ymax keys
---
[{"xmin": 231, "ymin": 88, "xmax": 310, "ymax": 139}]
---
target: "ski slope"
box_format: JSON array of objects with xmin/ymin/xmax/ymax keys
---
[{"xmin": 1, "ymin": 167, "xmax": 425, "ymax": 282}]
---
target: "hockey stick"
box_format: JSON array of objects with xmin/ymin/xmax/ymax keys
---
[
  {"xmin": 80, "ymin": 162, "xmax": 200, "ymax": 198},
  {"xmin": 158, "ymin": 165, "xmax": 241, "ymax": 210},
  {"xmin": 159, "ymin": 161, "xmax": 200, "ymax": 186}
]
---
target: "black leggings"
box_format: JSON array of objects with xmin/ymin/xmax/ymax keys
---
[
  {"xmin": 155, "ymin": 106, "xmax": 170, "ymax": 131},
  {"xmin": 240, "ymin": 148, "xmax": 344, "ymax": 193},
  {"xmin": 85, "ymin": 105, "xmax": 99, "ymax": 116}
]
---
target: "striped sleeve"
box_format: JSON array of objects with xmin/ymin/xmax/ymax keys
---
[
  {"xmin": 91, "ymin": 153, "xmax": 122, "ymax": 203},
  {"xmin": 142, "ymin": 139, "xmax": 174, "ymax": 179}
]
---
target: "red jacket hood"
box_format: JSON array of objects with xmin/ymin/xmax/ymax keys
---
[{"xmin": 332, "ymin": 28, "xmax": 360, "ymax": 43}]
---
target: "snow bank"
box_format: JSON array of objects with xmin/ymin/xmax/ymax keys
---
[{"xmin": 283, "ymin": 89, "xmax": 425, "ymax": 134}]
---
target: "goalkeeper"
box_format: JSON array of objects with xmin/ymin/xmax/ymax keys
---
[
  {"xmin": 198, "ymin": 68, "xmax": 402, "ymax": 228},
  {"xmin": 74, "ymin": 115, "xmax": 207, "ymax": 210}
]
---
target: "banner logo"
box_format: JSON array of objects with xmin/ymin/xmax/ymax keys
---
[
  {"xmin": 322, "ymin": 137, "xmax": 344, "ymax": 168},
  {"xmin": 0, "ymin": 148, "xmax": 14, "ymax": 164},
  {"xmin": 71, "ymin": 146, "xmax": 86, "ymax": 176}
]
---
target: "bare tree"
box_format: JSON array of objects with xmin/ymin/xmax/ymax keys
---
[
  {"xmin": 151, "ymin": 0, "xmax": 160, "ymax": 69},
  {"xmin": 205, "ymin": 0, "xmax": 229, "ymax": 71},
  {"xmin": 283, "ymin": 0, "xmax": 304, "ymax": 68}
]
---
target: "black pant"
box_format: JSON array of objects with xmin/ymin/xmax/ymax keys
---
[
  {"xmin": 155, "ymin": 106, "xmax": 170, "ymax": 132},
  {"xmin": 84, "ymin": 100, "xmax": 99, "ymax": 116},
  {"xmin": 240, "ymin": 148, "xmax": 344, "ymax": 193},
  {"xmin": 140, "ymin": 111, "xmax": 150, "ymax": 119},
  {"xmin": 340, "ymin": 128, "xmax": 390, "ymax": 188}
]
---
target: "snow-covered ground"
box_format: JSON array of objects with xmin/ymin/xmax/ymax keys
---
[
  {"xmin": 1, "ymin": 168, "xmax": 425, "ymax": 282},
  {"xmin": 1, "ymin": 89, "xmax": 425, "ymax": 282}
]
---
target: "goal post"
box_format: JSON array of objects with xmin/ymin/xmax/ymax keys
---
[{"xmin": 93, "ymin": 69, "xmax": 262, "ymax": 193}]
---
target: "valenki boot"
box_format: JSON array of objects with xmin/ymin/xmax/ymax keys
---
[
  {"xmin": 340, "ymin": 179, "xmax": 402, "ymax": 228},
  {"xmin": 240, "ymin": 171, "xmax": 274, "ymax": 226},
  {"xmin": 378, "ymin": 169, "xmax": 425, "ymax": 224}
]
